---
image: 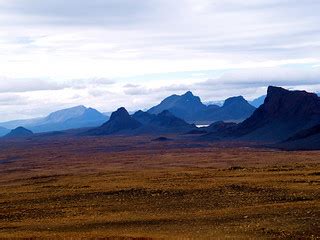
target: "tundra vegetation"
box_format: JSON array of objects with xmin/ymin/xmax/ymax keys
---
[{"xmin": 0, "ymin": 136, "xmax": 319, "ymax": 239}]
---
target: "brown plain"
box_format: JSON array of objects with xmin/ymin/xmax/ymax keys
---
[{"xmin": 0, "ymin": 136, "xmax": 319, "ymax": 239}]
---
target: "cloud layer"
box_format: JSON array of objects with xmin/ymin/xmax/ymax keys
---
[{"xmin": 0, "ymin": 0, "xmax": 319, "ymax": 120}]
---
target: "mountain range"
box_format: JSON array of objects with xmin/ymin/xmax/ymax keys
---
[
  {"xmin": 202, "ymin": 86, "xmax": 320, "ymax": 145},
  {"xmin": 2, "ymin": 86, "xmax": 320, "ymax": 151},
  {"xmin": 87, "ymin": 107, "xmax": 196, "ymax": 136},
  {"xmin": 148, "ymin": 91, "xmax": 256, "ymax": 123},
  {"xmin": 0, "ymin": 91, "xmax": 256, "ymax": 134},
  {"xmin": 0, "ymin": 105, "xmax": 108, "ymax": 133},
  {"xmin": 236, "ymin": 86, "xmax": 320, "ymax": 142}
]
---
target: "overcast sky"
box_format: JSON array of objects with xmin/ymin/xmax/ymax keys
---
[{"xmin": 0, "ymin": 0, "xmax": 320, "ymax": 121}]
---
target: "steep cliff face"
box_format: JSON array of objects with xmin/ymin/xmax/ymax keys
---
[{"xmin": 234, "ymin": 86, "xmax": 320, "ymax": 141}]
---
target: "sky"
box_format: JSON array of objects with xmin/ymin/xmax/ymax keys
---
[{"xmin": 0, "ymin": 0, "xmax": 320, "ymax": 121}]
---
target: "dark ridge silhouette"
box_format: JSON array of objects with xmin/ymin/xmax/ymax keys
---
[
  {"xmin": 149, "ymin": 110, "xmax": 192, "ymax": 129},
  {"xmin": 276, "ymin": 123, "xmax": 320, "ymax": 150},
  {"xmin": 232, "ymin": 86, "xmax": 320, "ymax": 142},
  {"xmin": 148, "ymin": 91, "xmax": 255, "ymax": 123},
  {"xmin": 87, "ymin": 107, "xmax": 196, "ymax": 136},
  {"xmin": 133, "ymin": 110, "xmax": 196, "ymax": 133},
  {"xmin": 211, "ymin": 96, "xmax": 255, "ymax": 121},
  {"xmin": 249, "ymin": 91, "xmax": 320, "ymax": 108},
  {"xmin": 132, "ymin": 110, "xmax": 157, "ymax": 125},
  {"xmin": 87, "ymin": 107, "xmax": 142, "ymax": 135},
  {"xmin": 4, "ymin": 127, "xmax": 33, "ymax": 138},
  {"xmin": 148, "ymin": 91, "xmax": 207, "ymax": 122}
]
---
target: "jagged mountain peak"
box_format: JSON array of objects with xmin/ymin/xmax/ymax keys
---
[
  {"xmin": 234, "ymin": 86, "xmax": 320, "ymax": 141},
  {"xmin": 88, "ymin": 107, "xmax": 141, "ymax": 135},
  {"xmin": 110, "ymin": 107, "xmax": 131, "ymax": 120},
  {"xmin": 262, "ymin": 86, "xmax": 320, "ymax": 118},
  {"xmin": 182, "ymin": 91, "xmax": 194, "ymax": 97}
]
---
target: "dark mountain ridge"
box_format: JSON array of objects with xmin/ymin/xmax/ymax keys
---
[
  {"xmin": 87, "ymin": 108, "xmax": 196, "ymax": 136},
  {"xmin": 148, "ymin": 91, "xmax": 255, "ymax": 123},
  {"xmin": 276, "ymin": 123, "xmax": 320, "ymax": 150},
  {"xmin": 201, "ymin": 96, "xmax": 255, "ymax": 122},
  {"xmin": 204, "ymin": 86, "xmax": 320, "ymax": 142},
  {"xmin": 87, "ymin": 107, "xmax": 142, "ymax": 135},
  {"xmin": 148, "ymin": 91, "xmax": 207, "ymax": 122},
  {"xmin": 0, "ymin": 127, "xmax": 10, "ymax": 137}
]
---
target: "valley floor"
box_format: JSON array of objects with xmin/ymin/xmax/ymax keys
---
[{"xmin": 0, "ymin": 136, "xmax": 319, "ymax": 239}]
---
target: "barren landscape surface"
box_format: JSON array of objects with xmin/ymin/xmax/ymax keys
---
[{"xmin": 0, "ymin": 136, "xmax": 319, "ymax": 239}]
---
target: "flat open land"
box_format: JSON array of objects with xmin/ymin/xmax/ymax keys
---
[{"xmin": 0, "ymin": 136, "xmax": 319, "ymax": 239}]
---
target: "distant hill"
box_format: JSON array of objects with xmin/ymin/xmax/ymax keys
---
[
  {"xmin": 231, "ymin": 86, "xmax": 320, "ymax": 142},
  {"xmin": 148, "ymin": 91, "xmax": 207, "ymax": 122},
  {"xmin": 0, "ymin": 106, "xmax": 108, "ymax": 133},
  {"xmin": 0, "ymin": 127, "xmax": 10, "ymax": 137},
  {"xmin": 87, "ymin": 107, "xmax": 142, "ymax": 135},
  {"xmin": 87, "ymin": 108, "xmax": 195, "ymax": 136},
  {"xmin": 4, "ymin": 127, "xmax": 33, "ymax": 138},
  {"xmin": 148, "ymin": 110, "xmax": 192, "ymax": 129},
  {"xmin": 133, "ymin": 110, "xmax": 195, "ymax": 134},
  {"xmin": 200, "ymin": 96, "xmax": 256, "ymax": 122},
  {"xmin": 148, "ymin": 91, "xmax": 255, "ymax": 123},
  {"xmin": 249, "ymin": 95, "xmax": 266, "ymax": 108},
  {"xmin": 132, "ymin": 110, "xmax": 157, "ymax": 125}
]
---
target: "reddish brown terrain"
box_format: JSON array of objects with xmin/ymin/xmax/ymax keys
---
[{"xmin": 0, "ymin": 135, "xmax": 319, "ymax": 239}]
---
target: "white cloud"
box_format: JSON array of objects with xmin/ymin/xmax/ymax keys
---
[{"xmin": 0, "ymin": 0, "xmax": 319, "ymax": 120}]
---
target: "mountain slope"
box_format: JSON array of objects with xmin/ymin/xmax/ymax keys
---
[
  {"xmin": 148, "ymin": 91, "xmax": 255, "ymax": 123},
  {"xmin": 132, "ymin": 110, "xmax": 157, "ymax": 125},
  {"xmin": 88, "ymin": 108, "xmax": 196, "ymax": 136},
  {"xmin": 233, "ymin": 86, "xmax": 320, "ymax": 142},
  {"xmin": 32, "ymin": 107, "xmax": 108, "ymax": 132},
  {"xmin": 87, "ymin": 107, "xmax": 142, "ymax": 135},
  {"xmin": 202, "ymin": 96, "xmax": 255, "ymax": 122},
  {"xmin": 133, "ymin": 110, "xmax": 196, "ymax": 133},
  {"xmin": 277, "ymin": 124, "xmax": 320, "ymax": 150},
  {"xmin": 0, "ymin": 106, "xmax": 108, "ymax": 133},
  {"xmin": 250, "ymin": 95, "xmax": 266, "ymax": 108},
  {"xmin": 148, "ymin": 91, "xmax": 207, "ymax": 121},
  {"xmin": 0, "ymin": 127, "xmax": 10, "ymax": 137}
]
